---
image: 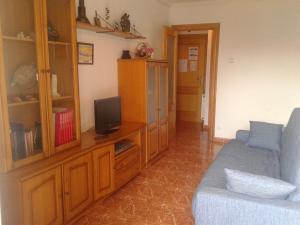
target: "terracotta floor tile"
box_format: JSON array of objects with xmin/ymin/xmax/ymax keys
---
[{"xmin": 76, "ymin": 122, "xmax": 222, "ymax": 225}]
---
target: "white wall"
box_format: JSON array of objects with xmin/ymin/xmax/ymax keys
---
[
  {"xmin": 202, "ymin": 30, "xmax": 213, "ymax": 126},
  {"xmin": 76, "ymin": 0, "xmax": 169, "ymax": 131},
  {"xmin": 170, "ymin": 0, "xmax": 300, "ymax": 138}
]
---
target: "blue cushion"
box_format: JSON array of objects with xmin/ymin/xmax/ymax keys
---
[
  {"xmin": 236, "ymin": 130, "xmax": 250, "ymax": 143},
  {"xmin": 247, "ymin": 121, "xmax": 283, "ymax": 151},
  {"xmin": 225, "ymin": 168, "xmax": 296, "ymax": 199},
  {"xmin": 280, "ymin": 108, "xmax": 300, "ymax": 203}
]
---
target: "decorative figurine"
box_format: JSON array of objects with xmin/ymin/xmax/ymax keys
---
[
  {"xmin": 11, "ymin": 64, "xmax": 38, "ymax": 91},
  {"xmin": 77, "ymin": 0, "xmax": 90, "ymax": 24},
  {"xmin": 94, "ymin": 10, "xmax": 101, "ymax": 27},
  {"xmin": 120, "ymin": 13, "xmax": 131, "ymax": 32},
  {"xmin": 51, "ymin": 73, "xmax": 60, "ymax": 98},
  {"xmin": 113, "ymin": 22, "xmax": 120, "ymax": 31},
  {"xmin": 48, "ymin": 23, "xmax": 59, "ymax": 41},
  {"xmin": 105, "ymin": 7, "xmax": 110, "ymax": 21}
]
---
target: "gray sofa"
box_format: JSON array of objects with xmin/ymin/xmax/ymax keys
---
[{"xmin": 192, "ymin": 108, "xmax": 300, "ymax": 225}]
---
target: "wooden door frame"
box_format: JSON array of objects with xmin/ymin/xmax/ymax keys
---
[{"xmin": 164, "ymin": 23, "xmax": 220, "ymax": 142}]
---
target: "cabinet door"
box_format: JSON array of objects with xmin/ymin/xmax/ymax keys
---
[
  {"xmin": 63, "ymin": 153, "xmax": 93, "ymax": 222},
  {"xmin": 147, "ymin": 125, "xmax": 159, "ymax": 160},
  {"xmin": 93, "ymin": 145, "xmax": 114, "ymax": 201},
  {"xmin": 22, "ymin": 167, "xmax": 63, "ymax": 225},
  {"xmin": 159, "ymin": 120, "xmax": 168, "ymax": 152},
  {"xmin": 0, "ymin": 0, "xmax": 49, "ymax": 170},
  {"xmin": 147, "ymin": 63, "xmax": 159, "ymax": 125},
  {"xmin": 159, "ymin": 63, "xmax": 168, "ymax": 122},
  {"xmin": 159, "ymin": 63, "xmax": 168, "ymax": 152},
  {"xmin": 140, "ymin": 127, "xmax": 147, "ymax": 168},
  {"xmin": 43, "ymin": 0, "xmax": 81, "ymax": 153}
]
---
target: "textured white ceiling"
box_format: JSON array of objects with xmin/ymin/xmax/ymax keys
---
[
  {"xmin": 164, "ymin": 0, "xmax": 218, "ymax": 3},
  {"xmin": 161, "ymin": 0, "xmax": 256, "ymax": 4}
]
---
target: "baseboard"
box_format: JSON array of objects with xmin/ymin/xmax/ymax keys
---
[{"xmin": 213, "ymin": 137, "xmax": 231, "ymax": 145}]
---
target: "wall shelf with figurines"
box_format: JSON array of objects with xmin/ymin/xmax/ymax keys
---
[
  {"xmin": 77, "ymin": 22, "xmax": 146, "ymax": 40},
  {"xmin": 76, "ymin": 1, "xmax": 145, "ymax": 40}
]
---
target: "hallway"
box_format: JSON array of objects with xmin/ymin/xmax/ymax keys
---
[{"xmin": 76, "ymin": 122, "xmax": 223, "ymax": 225}]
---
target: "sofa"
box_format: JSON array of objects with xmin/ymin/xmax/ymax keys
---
[{"xmin": 192, "ymin": 108, "xmax": 300, "ymax": 225}]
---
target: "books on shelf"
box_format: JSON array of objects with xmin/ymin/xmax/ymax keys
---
[
  {"xmin": 53, "ymin": 108, "xmax": 74, "ymax": 147},
  {"xmin": 10, "ymin": 122, "xmax": 42, "ymax": 160},
  {"xmin": 24, "ymin": 129, "xmax": 34, "ymax": 156},
  {"xmin": 10, "ymin": 122, "xmax": 26, "ymax": 160}
]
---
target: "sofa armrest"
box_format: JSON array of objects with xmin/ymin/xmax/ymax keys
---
[
  {"xmin": 193, "ymin": 187, "xmax": 300, "ymax": 225},
  {"xmin": 235, "ymin": 130, "xmax": 250, "ymax": 143}
]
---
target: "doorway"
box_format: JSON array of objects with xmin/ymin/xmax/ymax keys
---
[
  {"xmin": 177, "ymin": 34, "xmax": 207, "ymax": 124},
  {"xmin": 163, "ymin": 23, "xmax": 220, "ymax": 142}
]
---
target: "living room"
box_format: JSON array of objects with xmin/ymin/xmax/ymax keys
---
[{"xmin": 0, "ymin": 0, "xmax": 300, "ymax": 225}]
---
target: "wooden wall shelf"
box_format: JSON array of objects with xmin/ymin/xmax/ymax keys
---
[{"xmin": 77, "ymin": 22, "xmax": 146, "ymax": 40}]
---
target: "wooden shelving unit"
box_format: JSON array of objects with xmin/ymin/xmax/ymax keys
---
[{"xmin": 77, "ymin": 21, "xmax": 146, "ymax": 40}]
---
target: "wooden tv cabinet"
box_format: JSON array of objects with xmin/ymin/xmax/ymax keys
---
[{"xmin": 0, "ymin": 122, "xmax": 145, "ymax": 225}]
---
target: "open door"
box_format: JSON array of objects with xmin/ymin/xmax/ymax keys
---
[{"xmin": 163, "ymin": 26, "xmax": 178, "ymax": 140}]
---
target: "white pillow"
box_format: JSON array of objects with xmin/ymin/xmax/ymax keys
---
[{"xmin": 225, "ymin": 168, "xmax": 296, "ymax": 199}]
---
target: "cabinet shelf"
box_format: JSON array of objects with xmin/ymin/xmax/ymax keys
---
[
  {"xmin": 77, "ymin": 22, "xmax": 146, "ymax": 40},
  {"xmin": 52, "ymin": 96, "xmax": 73, "ymax": 102},
  {"xmin": 2, "ymin": 36, "xmax": 35, "ymax": 43},
  {"xmin": 2, "ymin": 36, "xmax": 71, "ymax": 46},
  {"xmin": 13, "ymin": 151, "xmax": 44, "ymax": 168},
  {"xmin": 8, "ymin": 96, "xmax": 73, "ymax": 107},
  {"xmin": 8, "ymin": 100, "xmax": 40, "ymax": 107}
]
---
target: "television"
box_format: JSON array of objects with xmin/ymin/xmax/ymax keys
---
[{"xmin": 94, "ymin": 96, "xmax": 121, "ymax": 135}]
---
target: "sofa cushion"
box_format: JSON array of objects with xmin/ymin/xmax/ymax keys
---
[
  {"xmin": 200, "ymin": 140, "xmax": 280, "ymax": 189},
  {"xmin": 225, "ymin": 168, "xmax": 296, "ymax": 199},
  {"xmin": 247, "ymin": 121, "xmax": 283, "ymax": 151},
  {"xmin": 236, "ymin": 130, "xmax": 250, "ymax": 143},
  {"xmin": 280, "ymin": 108, "xmax": 300, "ymax": 203}
]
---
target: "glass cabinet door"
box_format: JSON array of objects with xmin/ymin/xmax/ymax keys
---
[
  {"xmin": 0, "ymin": 0, "xmax": 48, "ymax": 166},
  {"xmin": 44, "ymin": 0, "xmax": 80, "ymax": 152},
  {"xmin": 159, "ymin": 64, "xmax": 168, "ymax": 120},
  {"xmin": 147, "ymin": 63, "xmax": 158, "ymax": 124}
]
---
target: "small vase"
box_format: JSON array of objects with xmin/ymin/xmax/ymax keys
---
[{"xmin": 121, "ymin": 50, "xmax": 131, "ymax": 59}]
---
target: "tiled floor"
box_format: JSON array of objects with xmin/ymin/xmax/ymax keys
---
[{"xmin": 76, "ymin": 122, "xmax": 223, "ymax": 225}]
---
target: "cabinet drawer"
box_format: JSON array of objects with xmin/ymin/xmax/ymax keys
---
[
  {"xmin": 115, "ymin": 146, "xmax": 140, "ymax": 171},
  {"xmin": 115, "ymin": 146, "xmax": 140, "ymax": 189}
]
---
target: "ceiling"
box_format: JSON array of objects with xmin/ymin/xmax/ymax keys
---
[
  {"xmin": 163, "ymin": 0, "xmax": 218, "ymax": 3},
  {"xmin": 161, "ymin": 0, "xmax": 252, "ymax": 4}
]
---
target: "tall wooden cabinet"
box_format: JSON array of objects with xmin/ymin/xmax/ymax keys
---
[
  {"xmin": 0, "ymin": 0, "xmax": 80, "ymax": 172},
  {"xmin": 118, "ymin": 59, "xmax": 168, "ymax": 163}
]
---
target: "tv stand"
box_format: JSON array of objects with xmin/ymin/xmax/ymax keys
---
[
  {"xmin": 1, "ymin": 122, "xmax": 146, "ymax": 225},
  {"xmin": 95, "ymin": 127, "xmax": 120, "ymax": 138}
]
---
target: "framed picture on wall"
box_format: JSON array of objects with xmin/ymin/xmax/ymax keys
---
[{"xmin": 78, "ymin": 42, "xmax": 94, "ymax": 64}]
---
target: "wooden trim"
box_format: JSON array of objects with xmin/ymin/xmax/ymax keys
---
[
  {"xmin": 203, "ymin": 125, "xmax": 209, "ymax": 132},
  {"xmin": 171, "ymin": 23, "xmax": 220, "ymax": 143},
  {"xmin": 172, "ymin": 23, "xmax": 220, "ymax": 31},
  {"xmin": 213, "ymin": 137, "xmax": 231, "ymax": 145},
  {"xmin": 0, "ymin": 23, "xmax": 11, "ymax": 172}
]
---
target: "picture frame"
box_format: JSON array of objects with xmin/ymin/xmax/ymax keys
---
[{"xmin": 78, "ymin": 42, "xmax": 94, "ymax": 65}]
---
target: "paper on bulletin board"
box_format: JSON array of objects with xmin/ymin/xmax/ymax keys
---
[
  {"xmin": 189, "ymin": 61, "xmax": 198, "ymax": 72},
  {"xmin": 179, "ymin": 59, "xmax": 188, "ymax": 72},
  {"xmin": 188, "ymin": 47, "xmax": 199, "ymax": 60}
]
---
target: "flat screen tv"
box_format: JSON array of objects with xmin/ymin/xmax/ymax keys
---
[{"xmin": 94, "ymin": 96, "xmax": 121, "ymax": 135}]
